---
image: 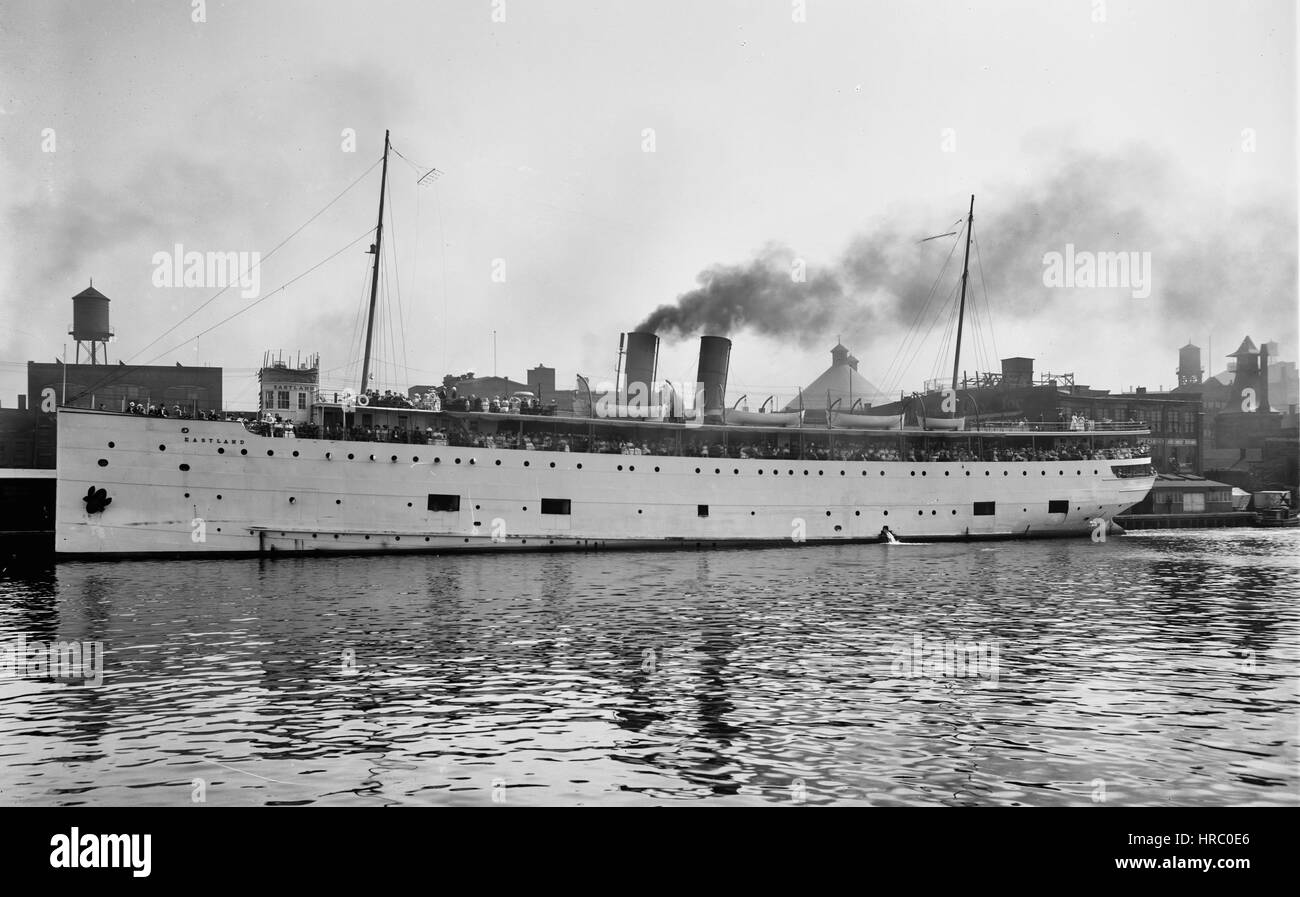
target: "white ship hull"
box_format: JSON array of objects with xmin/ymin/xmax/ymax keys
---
[{"xmin": 54, "ymin": 409, "xmax": 1155, "ymax": 557}]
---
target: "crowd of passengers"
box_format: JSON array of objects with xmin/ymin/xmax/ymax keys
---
[
  {"xmin": 121, "ymin": 401, "xmax": 236, "ymax": 421},
  {"xmin": 301, "ymin": 423, "xmax": 1150, "ymax": 461},
  {"xmin": 349, "ymin": 386, "xmax": 557, "ymax": 415}
]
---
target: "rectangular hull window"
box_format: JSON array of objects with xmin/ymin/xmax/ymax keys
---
[
  {"xmin": 428, "ymin": 494, "xmax": 460, "ymax": 512},
  {"xmin": 973, "ymin": 501, "xmax": 995, "ymax": 516},
  {"xmin": 698, "ymin": 505, "xmax": 709, "ymax": 517},
  {"xmin": 541, "ymin": 498, "xmax": 571, "ymax": 515},
  {"xmin": 1048, "ymin": 500, "xmax": 1069, "ymax": 514}
]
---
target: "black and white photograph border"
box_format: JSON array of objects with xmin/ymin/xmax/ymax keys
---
[{"xmin": 0, "ymin": 0, "xmax": 1296, "ymax": 831}]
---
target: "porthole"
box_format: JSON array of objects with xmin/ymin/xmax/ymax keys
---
[
  {"xmin": 965, "ymin": 471, "xmax": 970, "ymax": 476},
  {"xmin": 716, "ymin": 468, "xmax": 721, "ymax": 474},
  {"xmin": 292, "ymin": 450, "xmax": 299, "ymax": 457},
  {"xmin": 240, "ymin": 449, "xmax": 247, "ymax": 455},
  {"xmin": 549, "ymin": 461, "xmax": 556, "ymax": 468},
  {"xmin": 407, "ymin": 502, "xmax": 412, "ymax": 507},
  {"xmin": 825, "ymin": 511, "xmax": 831, "ymax": 517},
  {"xmin": 178, "ymin": 463, "xmax": 190, "ymax": 472},
  {"xmin": 922, "ymin": 471, "xmax": 927, "ymax": 477},
  {"xmin": 576, "ymin": 463, "xmax": 583, "ymax": 469},
  {"xmin": 347, "ymin": 453, "xmax": 355, "ymax": 460},
  {"xmin": 618, "ymin": 465, "xmax": 623, "ymax": 471},
  {"xmin": 818, "ymin": 470, "xmax": 824, "ymax": 476},
  {"xmin": 630, "ymin": 465, "xmax": 635, "ymax": 471},
  {"xmin": 370, "ymin": 454, "xmax": 376, "ymax": 461},
  {"xmin": 455, "ymin": 458, "xmax": 461, "ymax": 464},
  {"xmin": 159, "ymin": 444, "xmax": 167, "ymax": 452},
  {"xmin": 218, "ymin": 447, "xmax": 225, "ymax": 454},
  {"xmin": 840, "ymin": 470, "xmax": 845, "ymax": 476},
  {"xmin": 944, "ymin": 471, "xmax": 950, "ymax": 476},
  {"xmin": 326, "ymin": 452, "xmax": 332, "ymax": 459},
  {"xmin": 365, "ymin": 535, "xmax": 370, "ymax": 540},
  {"xmin": 107, "ymin": 441, "xmax": 115, "ymax": 448},
  {"xmin": 289, "ymin": 496, "xmax": 296, "ymax": 504},
  {"xmin": 734, "ymin": 469, "xmax": 740, "ymax": 475},
  {"xmin": 97, "ymin": 459, "xmax": 108, "ymax": 467},
  {"xmin": 802, "ymin": 470, "xmax": 808, "ymax": 476},
  {"xmin": 523, "ymin": 460, "xmax": 529, "ymax": 467},
  {"xmin": 654, "ymin": 466, "xmax": 660, "ymax": 472},
  {"xmin": 910, "ymin": 471, "xmax": 916, "ymax": 477},
  {"xmin": 181, "ymin": 427, "xmax": 189, "ymax": 434},
  {"xmin": 788, "ymin": 470, "xmax": 794, "ymax": 476},
  {"xmin": 434, "ymin": 457, "xmax": 440, "ymax": 463},
  {"xmin": 951, "ymin": 509, "xmax": 957, "ymax": 514},
  {"xmin": 985, "ymin": 471, "xmax": 990, "ymax": 476},
  {"xmin": 470, "ymin": 459, "xmax": 476, "ymax": 465},
  {"xmin": 637, "ymin": 509, "xmax": 643, "ymax": 514},
  {"xmin": 267, "ymin": 450, "xmax": 274, "ymax": 457},
  {"xmin": 335, "ymin": 499, "xmax": 341, "ymax": 505},
  {"xmin": 391, "ymin": 455, "xmax": 398, "ymax": 462},
  {"xmin": 216, "ymin": 494, "xmax": 223, "ymax": 500},
  {"xmin": 879, "ymin": 471, "xmax": 884, "ymax": 476},
  {"xmin": 917, "ymin": 510, "xmax": 923, "ymax": 516},
  {"xmin": 495, "ymin": 459, "xmax": 501, "ymax": 466},
  {"xmin": 184, "ymin": 492, "xmax": 190, "ymax": 498},
  {"xmin": 695, "ymin": 468, "xmax": 701, "ymax": 474},
  {"xmin": 854, "ymin": 510, "xmax": 860, "ymax": 516},
  {"xmin": 883, "ymin": 511, "xmax": 889, "ymax": 516},
  {"xmin": 413, "ymin": 456, "xmax": 419, "ymax": 463}
]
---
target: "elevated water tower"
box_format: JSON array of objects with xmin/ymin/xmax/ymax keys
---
[{"xmin": 69, "ymin": 282, "xmax": 113, "ymax": 364}]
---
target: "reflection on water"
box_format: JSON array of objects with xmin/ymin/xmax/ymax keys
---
[{"xmin": 0, "ymin": 530, "xmax": 1296, "ymax": 806}]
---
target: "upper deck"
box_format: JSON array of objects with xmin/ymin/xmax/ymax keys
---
[{"xmin": 261, "ymin": 402, "xmax": 1154, "ymax": 466}]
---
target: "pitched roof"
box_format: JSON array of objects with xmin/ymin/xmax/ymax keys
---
[
  {"xmin": 784, "ymin": 344, "xmax": 883, "ymax": 411},
  {"xmin": 1229, "ymin": 336, "xmax": 1258, "ymax": 356}
]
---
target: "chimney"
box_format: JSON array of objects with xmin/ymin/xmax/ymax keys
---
[
  {"xmin": 696, "ymin": 335, "xmax": 732, "ymax": 420},
  {"xmin": 623, "ymin": 331, "xmax": 659, "ymax": 404}
]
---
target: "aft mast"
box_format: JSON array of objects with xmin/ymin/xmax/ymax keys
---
[
  {"xmin": 950, "ymin": 194, "xmax": 974, "ymax": 392},
  {"xmin": 360, "ymin": 129, "xmax": 391, "ymax": 396}
]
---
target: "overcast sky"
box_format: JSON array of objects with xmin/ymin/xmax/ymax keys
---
[{"xmin": 1, "ymin": 0, "xmax": 1295, "ymax": 409}]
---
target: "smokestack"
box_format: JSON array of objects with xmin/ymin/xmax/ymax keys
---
[
  {"xmin": 623, "ymin": 331, "xmax": 659, "ymax": 403},
  {"xmin": 696, "ymin": 335, "xmax": 731, "ymax": 420},
  {"xmin": 1260, "ymin": 342, "xmax": 1271, "ymax": 411}
]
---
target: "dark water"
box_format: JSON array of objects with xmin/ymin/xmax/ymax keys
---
[{"xmin": 1, "ymin": 530, "xmax": 1296, "ymax": 806}]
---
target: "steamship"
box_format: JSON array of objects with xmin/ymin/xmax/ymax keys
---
[{"xmin": 52, "ymin": 136, "xmax": 1156, "ymax": 557}]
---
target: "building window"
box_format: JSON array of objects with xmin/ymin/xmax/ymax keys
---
[
  {"xmin": 265, "ymin": 391, "xmax": 274, "ymax": 408},
  {"xmin": 973, "ymin": 501, "xmax": 995, "ymax": 516},
  {"xmin": 541, "ymin": 498, "xmax": 571, "ymax": 515},
  {"xmin": 1048, "ymin": 500, "xmax": 1069, "ymax": 514},
  {"xmin": 278, "ymin": 390, "xmax": 290, "ymax": 409},
  {"xmin": 1184, "ymin": 493, "xmax": 1206, "ymax": 512},
  {"xmin": 427, "ymin": 494, "xmax": 460, "ymax": 512},
  {"xmin": 297, "ymin": 392, "xmax": 306, "ymax": 410}
]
